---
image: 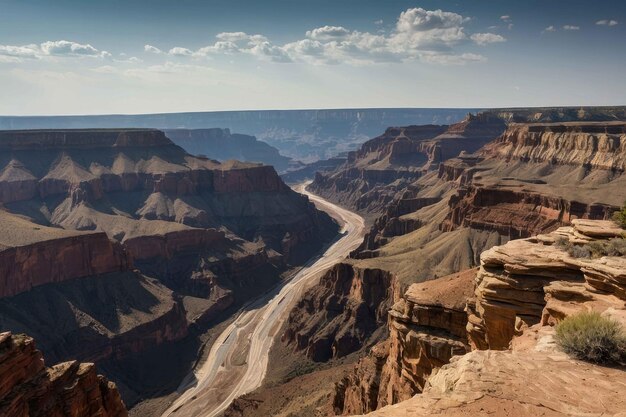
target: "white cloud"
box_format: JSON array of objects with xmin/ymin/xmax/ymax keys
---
[
  {"xmin": 596, "ymin": 19, "xmax": 618, "ymax": 26},
  {"xmin": 144, "ymin": 44, "xmax": 163, "ymax": 54},
  {"xmin": 306, "ymin": 26, "xmax": 351, "ymax": 41},
  {"xmin": 374, "ymin": 19, "xmax": 384, "ymax": 25},
  {"xmin": 168, "ymin": 47, "xmax": 194, "ymax": 56},
  {"xmin": 40, "ymin": 40, "xmax": 108, "ymax": 57},
  {"xmin": 500, "ymin": 15, "xmax": 511, "ymax": 22},
  {"xmin": 0, "ymin": 40, "xmax": 109, "ymax": 62},
  {"xmin": 147, "ymin": 7, "xmax": 498, "ymax": 66},
  {"xmin": 470, "ymin": 32, "xmax": 506, "ymax": 45},
  {"xmin": 563, "ymin": 25, "xmax": 580, "ymax": 31},
  {"xmin": 543, "ymin": 25, "xmax": 556, "ymax": 33}
]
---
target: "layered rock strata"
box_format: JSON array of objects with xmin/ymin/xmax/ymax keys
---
[
  {"xmin": 334, "ymin": 270, "xmax": 475, "ymax": 415},
  {"xmin": 467, "ymin": 219, "xmax": 626, "ymax": 350},
  {"xmin": 0, "ymin": 331, "xmax": 128, "ymax": 417},
  {"xmin": 282, "ymin": 263, "xmax": 398, "ymax": 362}
]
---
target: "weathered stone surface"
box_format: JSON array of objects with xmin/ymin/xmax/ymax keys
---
[
  {"xmin": 349, "ymin": 345, "xmax": 626, "ymax": 417},
  {"xmin": 282, "ymin": 263, "xmax": 398, "ymax": 362},
  {"xmin": 0, "ymin": 331, "xmax": 128, "ymax": 417},
  {"xmin": 335, "ymin": 270, "xmax": 475, "ymax": 415},
  {"xmin": 468, "ymin": 220, "xmax": 626, "ymax": 350}
]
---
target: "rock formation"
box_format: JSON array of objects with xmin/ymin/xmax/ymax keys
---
[
  {"xmin": 165, "ymin": 128, "xmax": 293, "ymax": 173},
  {"xmin": 341, "ymin": 219, "xmax": 626, "ymax": 416},
  {"xmin": 467, "ymin": 219, "xmax": 626, "ymax": 350},
  {"xmin": 0, "ymin": 331, "xmax": 127, "ymax": 417},
  {"xmin": 334, "ymin": 270, "xmax": 475, "ymax": 415},
  {"xmin": 0, "ymin": 128, "xmax": 338, "ymax": 409},
  {"xmin": 283, "ymin": 263, "xmax": 399, "ymax": 362}
]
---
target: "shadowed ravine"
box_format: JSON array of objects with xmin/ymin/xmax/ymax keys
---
[{"xmin": 161, "ymin": 183, "xmax": 365, "ymax": 417}]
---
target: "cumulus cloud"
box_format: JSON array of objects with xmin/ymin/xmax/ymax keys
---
[
  {"xmin": 306, "ymin": 26, "xmax": 351, "ymax": 41},
  {"xmin": 0, "ymin": 40, "xmax": 110, "ymax": 62},
  {"xmin": 563, "ymin": 25, "xmax": 580, "ymax": 30},
  {"xmin": 144, "ymin": 44, "xmax": 163, "ymax": 54},
  {"xmin": 500, "ymin": 15, "xmax": 511, "ymax": 22},
  {"xmin": 543, "ymin": 25, "xmax": 556, "ymax": 33},
  {"xmin": 148, "ymin": 7, "xmax": 498, "ymax": 66},
  {"xmin": 596, "ymin": 19, "xmax": 618, "ymax": 26},
  {"xmin": 470, "ymin": 33, "xmax": 506, "ymax": 45},
  {"xmin": 168, "ymin": 47, "xmax": 194, "ymax": 57},
  {"xmin": 40, "ymin": 40, "xmax": 108, "ymax": 57}
]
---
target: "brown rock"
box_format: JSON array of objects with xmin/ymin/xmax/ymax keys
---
[{"xmin": 0, "ymin": 331, "xmax": 127, "ymax": 417}]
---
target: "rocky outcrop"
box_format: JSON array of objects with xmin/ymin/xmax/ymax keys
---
[
  {"xmin": 481, "ymin": 122, "xmax": 626, "ymax": 171},
  {"xmin": 441, "ymin": 185, "xmax": 617, "ymax": 239},
  {"xmin": 282, "ymin": 263, "xmax": 398, "ymax": 362},
  {"xmin": 335, "ymin": 270, "xmax": 475, "ymax": 415},
  {"xmin": 0, "ymin": 231, "xmax": 130, "ymax": 298},
  {"xmin": 165, "ymin": 128, "xmax": 292, "ymax": 173},
  {"xmin": 467, "ymin": 219, "xmax": 626, "ymax": 350},
  {"xmin": 348, "ymin": 344, "xmax": 626, "ymax": 417},
  {"xmin": 0, "ymin": 331, "xmax": 127, "ymax": 417}
]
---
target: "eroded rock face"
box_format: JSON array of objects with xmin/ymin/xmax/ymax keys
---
[
  {"xmin": 282, "ymin": 263, "xmax": 398, "ymax": 362},
  {"xmin": 335, "ymin": 270, "xmax": 475, "ymax": 415},
  {"xmin": 482, "ymin": 122, "xmax": 626, "ymax": 171},
  {"xmin": 467, "ymin": 219, "xmax": 626, "ymax": 350},
  {"xmin": 0, "ymin": 331, "xmax": 127, "ymax": 417},
  {"xmin": 0, "ymin": 232, "xmax": 130, "ymax": 298},
  {"xmin": 440, "ymin": 185, "xmax": 616, "ymax": 239},
  {"xmin": 308, "ymin": 125, "xmax": 448, "ymax": 214},
  {"xmin": 309, "ymin": 113, "xmax": 506, "ymax": 216},
  {"xmin": 348, "ymin": 346, "xmax": 626, "ymax": 417}
]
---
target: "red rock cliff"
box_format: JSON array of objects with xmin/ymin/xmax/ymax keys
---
[{"xmin": 0, "ymin": 331, "xmax": 128, "ymax": 417}]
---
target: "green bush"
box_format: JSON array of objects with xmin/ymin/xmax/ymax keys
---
[
  {"xmin": 613, "ymin": 201, "xmax": 626, "ymax": 228},
  {"xmin": 555, "ymin": 311, "xmax": 626, "ymax": 364}
]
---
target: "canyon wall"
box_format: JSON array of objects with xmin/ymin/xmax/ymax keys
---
[
  {"xmin": 0, "ymin": 231, "xmax": 130, "ymax": 298},
  {"xmin": 283, "ymin": 263, "xmax": 399, "ymax": 362},
  {"xmin": 165, "ymin": 128, "xmax": 293, "ymax": 173},
  {"xmin": 0, "ymin": 331, "xmax": 128, "ymax": 417}
]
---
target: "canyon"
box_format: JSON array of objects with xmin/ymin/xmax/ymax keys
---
[
  {"xmin": 164, "ymin": 129, "xmax": 294, "ymax": 173},
  {"xmin": 0, "ymin": 128, "xmax": 338, "ymax": 410},
  {"xmin": 224, "ymin": 109, "xmax": 626, "ymax": 417},
  {"xmin": 2, "ymin": 107, "xmax": 626, "ymax": 417}
]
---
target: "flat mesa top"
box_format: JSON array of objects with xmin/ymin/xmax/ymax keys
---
[
  {"xmin": 0, "ymin": 210, "xmax": 89, "ymax": 250},
  {"xmin": 0, "ymin": 129, "xmax": 173, "ymax": 150}
]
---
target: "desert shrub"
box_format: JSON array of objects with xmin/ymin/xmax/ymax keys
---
[
  {"xmin": 568, "ymin": 245, "xmax": 592, "ymax": 258},
  {"xmin": 555, "ymin": 236, "xmax": 626, "ymax": 258},
  {"xmin": 613, "ymin": 201, "xmax": 626, "ymax": 228},
  {"xmin": 606, "ymin": 238, "xmax": 626, "ymax": 256},
  {"xmin": 555, "ymin": 237, "xmax": 590, "ymax": 258},
  {"xmin": 555, "ymin": 311, "xmax": 626, "ymax": 364},
  {"xmin": 586, "ymin": 241, "xmax": 608, "ymax": 258}
]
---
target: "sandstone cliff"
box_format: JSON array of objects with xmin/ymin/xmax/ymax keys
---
[
  {"xmin": 342, "ymin": 219, "xmax": 626, "ymax": 416},
  {"xmin": 0, "ymin": 331, "xmax": 128, "ymax": 417},
  {"xmin": 334, "ymin": 270, "xmax": 475, "ymax": 415}
]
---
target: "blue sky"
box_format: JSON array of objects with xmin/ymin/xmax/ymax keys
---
[{"xmin": 0, "ymin": 0, "xmax": 624, "ymax": 115}]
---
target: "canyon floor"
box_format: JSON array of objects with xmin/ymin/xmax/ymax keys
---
[{"xmin": 160, "ymin": 183, "xmax": 365, "ymax": 417}]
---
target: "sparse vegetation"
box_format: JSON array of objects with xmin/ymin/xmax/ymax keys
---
[
  {"xmin": 555, "ymin": 311, "xmax": 626, "ymax": 364},
  {"xmin": 555, "ymin": 237, "xmax": 626, "ymax": 258},
  {"xmin": 613, "ymin": 201, "xmax": 626, "ymax": 228}
]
